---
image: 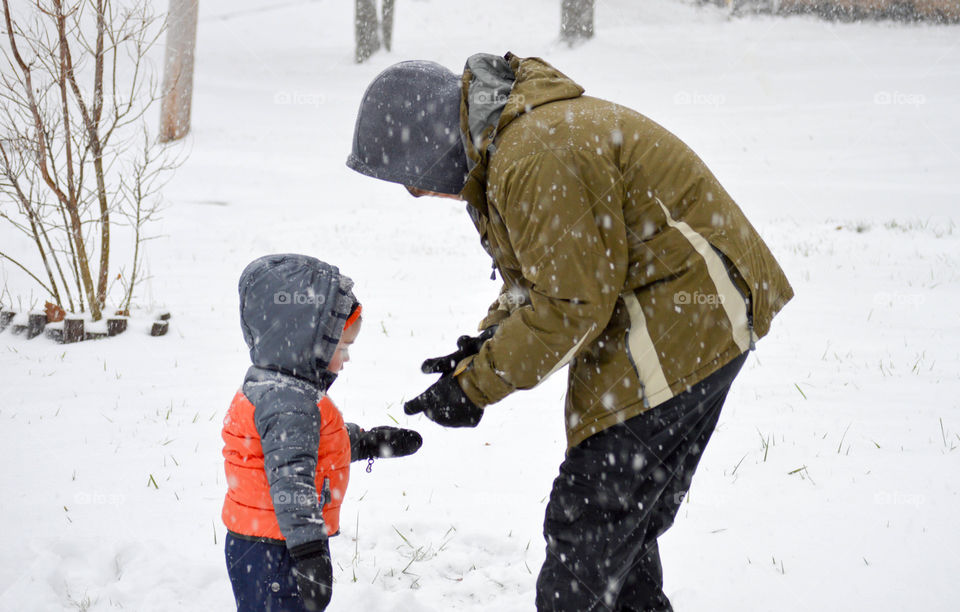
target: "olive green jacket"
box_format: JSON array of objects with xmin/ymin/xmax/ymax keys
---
[{"xmin": 454, "ymin": 53, "xmax": 793, "ymax": 448}]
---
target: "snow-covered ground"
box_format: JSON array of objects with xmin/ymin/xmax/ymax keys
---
[{"xmin": 2, "ymin": 0, "xmax": 959, "ymax": 609}]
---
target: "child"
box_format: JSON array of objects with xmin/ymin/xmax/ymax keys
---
[{"xmin": 222, "ymin": 254, "xmax": 422, "ymax": 612}]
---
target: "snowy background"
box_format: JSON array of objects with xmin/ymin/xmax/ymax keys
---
[{"xmin": 2, "ymin": 0, "xmax": 959, "ymax": 610}]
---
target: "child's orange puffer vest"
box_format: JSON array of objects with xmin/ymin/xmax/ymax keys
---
[{"xmin": 222, "ymin": 391, "xmax": 351, "ymax": 539}]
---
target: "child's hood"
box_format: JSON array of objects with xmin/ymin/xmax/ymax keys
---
[{"xmin": 238, "ymin": 254, "xmax": 357, "ymax": 388}]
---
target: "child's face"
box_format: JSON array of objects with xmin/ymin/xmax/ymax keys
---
[{"xmin": 327, "ymin": 318, "xmax": 362, "ymax": 374}]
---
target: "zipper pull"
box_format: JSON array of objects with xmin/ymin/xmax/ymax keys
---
[
  {"xmin": 366, "ymin": 457, "xmax": 375, "ymax": 473},
  {"xmin": 490, "ymin": 260, "xmax": 497, "ymax": 281},
  {"xmin": 639, "ymin": 382, "xmax": 651, "ymax": 409}
]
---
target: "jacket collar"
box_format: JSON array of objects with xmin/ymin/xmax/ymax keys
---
[{"xmin": 458, "ymin": 52, "xmax": 585, "ymax": 217}]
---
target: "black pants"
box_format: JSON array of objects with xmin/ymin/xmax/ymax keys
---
[
  {"xmin": 536, "ymin": 353, "xmax": 748, "ymax": 612},
  {"xmin": 225, "ymin": 533, "xmax": 325, "ymax": 612}
]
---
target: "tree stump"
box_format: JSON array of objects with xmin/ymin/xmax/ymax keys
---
[
  {"xmin": 27, "ymin": 313, "xmax": 48, "ymax": 339},
  {"xmin": 151, "ymin": 320, "xmax": 170, "ymax": 337},
  {"xmin": 64, "ymin": 318, "xmax": 85, "ymax": 344},
  {"xmin": 0, "ymin": 311, "xmax": 14, "ymax": 333},
  {"xmin": 107, "ymin": 318, "xmax": 128, "ymax": 336}
]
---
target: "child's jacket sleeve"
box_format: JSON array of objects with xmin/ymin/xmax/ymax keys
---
[{"xmin": 244, "ymin": 368, "xmax": 327, "ymax": 549}]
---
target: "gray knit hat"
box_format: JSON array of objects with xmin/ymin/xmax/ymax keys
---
[{"xmin": 346, "ymin": 61, "xmax": 468, "ymax": 195}]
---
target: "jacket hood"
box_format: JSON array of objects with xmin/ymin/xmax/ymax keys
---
[
  {"xmin": 238, "ymin": 254, "xmax": 357, "ymax": 389},
  {"xmin": 459, "ymin": 53, "xmax": 584, "ymax": 211},
  {"xmin": 346, "ymin": 60, "xmax": 469, "ymax": 195}
]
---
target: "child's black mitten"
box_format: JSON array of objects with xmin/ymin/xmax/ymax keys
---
[
  {"xmin": 351, "ymin": 426, "xmax": 423, "ymax": 461},
  {"xmin": 420, "ymin": 326, "xmax": 497, "ymax": 375},
  {"xmin": 290, "ymin": 540, "xmax": 333, "ymax": 612}
]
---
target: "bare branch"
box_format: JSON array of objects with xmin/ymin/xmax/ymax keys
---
[
  {"xmin": 0, "ymin": 250, "xmax": 55, "ymax": 298},
  {"xmin": 3, "ymin": 0, "xmax": 71, "ymax": 208}
]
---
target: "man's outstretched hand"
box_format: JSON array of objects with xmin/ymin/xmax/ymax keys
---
[
  {"xmin": 420, "ymin": 327, "xmax": 497, "ymax": 375},
  {"xmin": 404, "ymin": 375, "xmax": 484, "ymax": 428}
]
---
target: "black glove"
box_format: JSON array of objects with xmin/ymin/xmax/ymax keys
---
[
  {"xmin": 404, "ymin": 375, "xmax": 484, "ymax": 428},
  {"xmin": 351, "ymin": 426, "xmax": 423, "ymax": 461},
  {"xmin": 420, "ymin": 326, "xmax": 497, "ymax": 375},
  {"xmin": 289, "ymin": 540, "xmax": 333, "ymax": 612}
]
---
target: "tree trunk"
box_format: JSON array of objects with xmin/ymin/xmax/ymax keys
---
[
  {"xmin": 560, "ymin": 0, "xmax": 595, "ymax": 44},
  {"xmin": 381, "ymin": 0, "xmax": 394, "ymax": 52},
  {"xmin": 160, "ymin": 0, "xmax": 198, "ymax": 142},
  {"xmin": 355, "ymin": 0, "xmax": 380, "ymax": 63}
]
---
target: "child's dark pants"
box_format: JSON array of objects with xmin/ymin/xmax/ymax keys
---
[
  {"xmin": 225, "ymin": 533, "xmax": 319, "ymax": 612},
  {"xmin": 535, "ymin": 352, "xmax": 748, "ymax": 612}
]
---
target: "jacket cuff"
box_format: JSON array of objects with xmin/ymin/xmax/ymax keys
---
[
  {"xmin": 345, "ymin": 422, "xmax": 364, "ymax": 462},
  {"xmin": 289, "ymin": 539, "xmax": 329, "ymax": 560},
  {"xmin": 456, "ymin": 354, "xmax": 515, "ymax": 408},
  {"xmin": 479, "ymin": 310, "xmax": 509, "ymax": 331}
]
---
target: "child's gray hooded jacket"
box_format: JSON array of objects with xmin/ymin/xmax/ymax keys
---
[{"xmin": 237, "ymin": 254, "xmax": 357, "ymax": 550}]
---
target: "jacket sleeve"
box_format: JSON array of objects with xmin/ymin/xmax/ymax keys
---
[
  {"xmin": 457, "ymin": 149, "xmax": 629, "ymax": 407},
  {"xmin": 249, "ymin": 382, "xmax": 327, "ymax": 549},
  {"xmin": 345, "ymin": 421, "xmax": 364, "ymax": 462},
  {"xmin": 478, "ymin": 282, "xmax": 520, "ymax": 331}
]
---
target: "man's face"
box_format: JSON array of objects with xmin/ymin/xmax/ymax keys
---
[
  {"xmin": 406, "ymin": 185, "xmax": 463, "ymax": 200},
  {"xmin": 327, "ymin": 319, "xmax": 362, "ymax": 374}
]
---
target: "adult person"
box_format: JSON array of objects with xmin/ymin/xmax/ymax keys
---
[{"xmin": 346, "ymin": 53, "xmax": 793, "ymax": 611}]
